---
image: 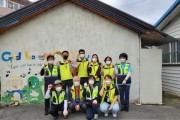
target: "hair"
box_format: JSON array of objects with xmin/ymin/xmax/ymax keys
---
[
  {"xmin": 62, "ymin": 51, "xmax": 69, "ymax": 55},
  {"xmin": 79, "ymin": 49, "xmax": 85, "ymax": 54},
  {"xmin": 46, "ymin": 55, "xmax": 55, "ymax": 61},
  {"xmin": 104, "ymin": 74, "xmax": 112, "ymax": 80},
  {"xmin": 88, "ymin": 75, "xmax": 96, "ymax": 81},
  {"xmin": 119, "ymin": 53, "xmax": 128, "ymax": 60},
  {"xmin": 91, "ymin": 54, "xmax": 99, "ymax": 63},
  {"xmin": 104, "ymin": 56, "xmax": 112, "ymax": 62},
  {"xmin": 73, "ymin": 76, "xmax": 80, "ymax": 81}
]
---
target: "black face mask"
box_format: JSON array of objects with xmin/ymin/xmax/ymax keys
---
[{"xmin": 63, "ymin": 56, "xmax": 68, "ymax": 60}]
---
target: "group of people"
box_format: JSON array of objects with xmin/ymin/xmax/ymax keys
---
[{"xmin": 40, "ymin": 49, "xmax": 132, "ymax": 120}]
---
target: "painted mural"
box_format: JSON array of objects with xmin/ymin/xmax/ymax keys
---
[{"xmin": 0, "ymin": 50, "xmax": 82, "ymax": 105}]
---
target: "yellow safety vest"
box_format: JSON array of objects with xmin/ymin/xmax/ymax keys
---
[
  {"xmin": 77, "ymin": 58, "xmax": 89, "ymax": 77},
  {"xmin": 117, "ymin": 63, "xmax": 130, "ymax": 75},
  {"xmin": 70, "ymin": 85, "xmax": 84, "ymax": 101},
  {"xmin": 89, "ymin": 62, "xmax": 100, "ymax": 81},
  {"xmin": 44, "ymin": 65, "xmax": 58, "ymax": 77},
  {"xmin": 100, "ymin": 84, "xmax": 117, "ymax": 105},
  {"xmin": 59, "ymin": 60, "xmax": 73, "ymax": 81},
  {"xmin": 86, "ymin": 85, "xmax": 99, "ymax": 100},
  {"xmin": 103, "ymin": 64, "xmax": 115, "ymax": 84},
  {"xmin": 51, "ymin": 90, "xmax": 65, "ymax": 104}
]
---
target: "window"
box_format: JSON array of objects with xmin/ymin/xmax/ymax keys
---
[
  {"xmin": 162, "ymin": 41, "xmax": 180, "ymax": 64},
  {"xmin": 7, "ymin": 0, "xmax": 22, "ymax": 10},
  {"xmin": 0, "ymin": 0, "xmax": 4, "ymax": 6},
  {"xmin": 7, "ymin": 1, "xmax": 13, "ymax": 9}
]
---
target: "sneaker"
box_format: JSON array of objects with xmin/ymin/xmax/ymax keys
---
[
  {"xmin": 94, "ymin": 114, "xmax": 98, "ymax": 119},
  {"xmin": 104, "ymin": 113, "xmax": 108, "ymax": 117},
  {"xmin": 113, "ymin": 113, "xmax": 117, "ymax": 118}
]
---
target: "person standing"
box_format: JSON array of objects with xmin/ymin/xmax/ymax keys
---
[{"xmin": 116, "ymin": 53, "xmax": 132, "ymax": 112}]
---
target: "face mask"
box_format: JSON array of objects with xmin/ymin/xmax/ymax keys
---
[
  {"xmin": 63, "ymin": 56, "xmax": 68, "ymax": 60},
  {"xmin": 56, "ymin": 87, "xmax": 62, "ymax": 92},
  {"xmin": 120, "ymin": 58, "xmax": 126, "ymax": 63},
  {"xmin": 48, "ymin": 60, "xmax": 54, "ymax": 64},
  {"xmin": 92, "ymin": 58, "xmax": 97, "ymax": 62},
  {"xmin": 79, "ymin": 54, "xmax": 85, "ymax": 58},
  {"xmin": 89, "ymin": 80, "xmax": 94, "ymax": 85},
  {"xmin": 106, "ymin": 80, "xmax": 111, "ymax": 85},
  {"xmin": 74, "ymin": 81, "xmax": 80, "ymax": 86},
  {"xmin": 106, "ymin": 61, "xmax": 111, "ymax": 65}
]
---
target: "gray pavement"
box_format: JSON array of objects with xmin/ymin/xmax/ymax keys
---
[{"xmin": 0, "ymin": 104, "xmax": 180, "ymax": 120}]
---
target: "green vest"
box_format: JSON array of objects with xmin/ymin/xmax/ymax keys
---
[
  {"xmin": 117, "ymin": 63, "xmax": 130, "ymax": 75},
  {"xmin": 77, "ymin": 58, "xmax": 89, "ymax": 77},
  {"xmin": 89, "ymin": 62, "xmax": 100, "ymax": 81},
  {"xmin": 86, "ymin": 85, "xmax": 99, "ymax": 100},
  {"xmin": 70, "ymin": 85, "xmax": 84, "ymax": 101},
  {"xmin": 59, "ymin": 60, "xmax": 73, "ymax": 81},
  {"xmin": 100, "ymin": 84, "xmax": 117, "ymax": 105},
  {"xmin": 44, "ymin": 65, "xmax": 58, "ymax": 77},
  {"xmin": 51, "ymin": 90, "xmax": 65, "ymax": 104},
  {"xmin": 103, "ymin": 64, "xmax": 115, "ymax": 83}
]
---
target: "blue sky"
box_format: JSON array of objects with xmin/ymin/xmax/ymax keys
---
[{"xmin": 99, "ymin": 0, "xmax": 176, "ymax": 25}]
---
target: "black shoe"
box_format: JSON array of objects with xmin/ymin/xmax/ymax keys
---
[
  {"xmin": 44, "ymin": 111, "xmax": 48, "ymax": 116},
  {"xmin": 121, "ymin": 106, "xmax": 125, "ymax": 111},
  {"xmin": 53, "ymin": 116, "xmax": 58, "ymax": 120},
  {"xmin": 124, "ymin": 107, "xmax": 129, "ymax": 112}
]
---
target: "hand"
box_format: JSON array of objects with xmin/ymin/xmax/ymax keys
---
[
  {"xmin": 92, "ymin": 100, "xmax": 97, "ymax": 105},
  {"xmin": 48, "ymin": 84, "xmax": 53, "ymax": 90},
  {"xmin": 109, "ymin": 104, "xmax": 113, "ymax": 111},
  {"xmin": 63, "ymin": 110, "xmax": 68, "ymax": 116},
  {"xmin": 84, "ymin": 82, "xmax": 87, "ymax": 88},
  {"xmin": 75, "ymin": 105, "xmax": 80, "ymax": 111},
  {"xmin": 122, "ymin": 80, "xmax": 126, "ymax": 84},
  {"xmin": 42, "ymin": 64, "xmax": 46, "ymax": 67}
]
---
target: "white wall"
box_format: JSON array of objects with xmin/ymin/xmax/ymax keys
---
[
  {"xmin": 0, "ymin": 2, "xmax": 141, "ymax": 104},
  {"xmin": 140, "ymin": 49, "xmax": 162, "ymax": 104}
]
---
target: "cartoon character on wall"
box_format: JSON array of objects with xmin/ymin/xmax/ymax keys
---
[
  {"xmin": 5, "ymin": 76, "xmax": 26, "ymax": 103},
  {"xmin": 23, "ymin": 76, "xmax": 44, "ymax": 104}
]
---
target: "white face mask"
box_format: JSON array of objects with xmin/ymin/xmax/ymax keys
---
[
  {"xmin": 74, "ymin": 81, "xmax": 80, "ymax": 86},
  {"xmin": 56, "ymin": 87, "xmax": 62, "ymax": 92},
  {"xmin": 105, "ymin": 80, "xmax": 111, "ymax": 85},
  {"xmin": 120, "ymin": 58, "xmax": 126, "ymax": 63},
  {"xmin": 79, "ymin": 54, "xmax": 85, "ymax": 58},
  {"xmin": 48, "ymin": 60, "xmax": 54, "ymax": 64},
  {"xmin": 89, "ymin": 80, "xmax": 94, "ymax": 85},
  {"xmin": 106, "ymin": 61, "xmax": 111, "ymax": 65},
  {"xmin": 92, "ymin": 58, "xmax": 97, "ymax": 62}
]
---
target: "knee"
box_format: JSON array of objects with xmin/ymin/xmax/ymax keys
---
[
  {"xmin": 68, "ymin": 103, "xmax": 75, "ymax": 110},
  {"xmin": 81, "ymin": 103, "xmax": 87, "ymax": 110},
  {"xmin": 100, "ymin": 104, "xmax": 107, "ymax": 113},
  {"xmin": 112, "ymin": 104, "xmax": 120, "ymax": 112}
]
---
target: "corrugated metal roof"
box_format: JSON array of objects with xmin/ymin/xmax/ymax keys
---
[{"xmin": 0, "ymin": 0, "xmax": 178, "ymax": 46}]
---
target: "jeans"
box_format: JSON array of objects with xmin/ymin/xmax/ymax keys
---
[
  {"xmin": 100, "ymin": 102, "xmax": 119, "ymax": 114},
  {"xmin": 86, "ymin": 103, "xmax": 99, "ymax": 120},
  {"xmin": 118, "ymin": 85, "xmax": 130, "ymax": 109}
]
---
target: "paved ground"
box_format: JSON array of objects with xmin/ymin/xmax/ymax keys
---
[{"xmin": 0, "ymin": 104, "xmax": 180, "ymax": 120}]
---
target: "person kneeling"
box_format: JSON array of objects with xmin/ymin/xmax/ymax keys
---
[
  {"xmin": 99, "ymin": 75, "xmax": 120, "ymax": 118},
  {"xmin": 84, "ymin": 75, "xmax": 99, "ymax": 120},
  {"xmin": 45, "ymin": 80, "xmax": 68, "ymax": 120},
  {"xmin": 68, "ymin": 76, "xmax": 87, "ymax": 112}
]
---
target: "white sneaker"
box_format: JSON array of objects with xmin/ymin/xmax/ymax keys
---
[
  {"xmin": 94, "ymin": 114, "xmax": 98, "ymax": 119},
  {"xmin": 113, "ymin": 113, "xmax": 117, "ymax": 118},
  {"xmin": 104, "ymin": 113, "xmax": 108, "ymax": 117}
]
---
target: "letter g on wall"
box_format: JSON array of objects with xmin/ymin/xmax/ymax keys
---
[{"xmin": 1, "ymin": 51, "xmax": 13, "ymax": 62}]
